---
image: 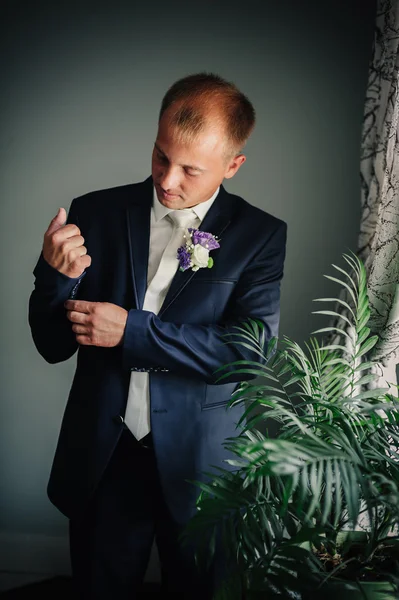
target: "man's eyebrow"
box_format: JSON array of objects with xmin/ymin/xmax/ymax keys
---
[{"xmin": 154, "ymin": 143, "xmax": 205, "ymax": 172}]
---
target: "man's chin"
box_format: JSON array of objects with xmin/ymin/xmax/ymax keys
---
[{"xmin": 158, "ymin": 197, "xmax": 182, "ymax": 209}]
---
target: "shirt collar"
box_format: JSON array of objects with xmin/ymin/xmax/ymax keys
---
[{"xmin": 152, "ymin": 186, "xmax": 220, "ymax": 224}]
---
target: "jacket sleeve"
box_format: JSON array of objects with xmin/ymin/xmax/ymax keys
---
[
  {"xmin": 28, "ymin": 200, "xmax": 85, "ymax": 364},
  {"xmin": 122, "ymin": 221, "xmax": 287, "ymax": 384}
]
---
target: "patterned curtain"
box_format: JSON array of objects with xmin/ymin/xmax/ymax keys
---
[{"xmin": 331, "ymin": 0, "xmax": 399, "ymax": 393}]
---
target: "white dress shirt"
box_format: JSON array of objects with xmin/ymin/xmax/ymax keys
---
[{"xmin": 124, "ymin": 185, "xmax": 220, "ymax": 440}]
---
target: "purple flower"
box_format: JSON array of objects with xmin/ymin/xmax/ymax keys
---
[
  {"xmin": 177, "ymin": 246, "xmax": 192, "ymax": 271},
  {"xmin": 188, "ymin": 228, "xmax": 220, "ymax": 250}
]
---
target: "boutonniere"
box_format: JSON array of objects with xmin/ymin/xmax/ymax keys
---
[{"xmin": 177, "ymin": 228, "xmax": 220, "ymax": 272}]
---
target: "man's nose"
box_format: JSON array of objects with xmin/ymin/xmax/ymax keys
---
[{"xmin": 158, "ymin": 166, "xmax": 180, "ymax": 191}]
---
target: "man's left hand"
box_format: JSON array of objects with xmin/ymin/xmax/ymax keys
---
[{"xmin": 65, "ymin": 300, "xmax": 128, "ymax": 347}]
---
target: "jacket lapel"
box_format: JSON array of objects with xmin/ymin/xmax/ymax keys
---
[
  {"xmin": 126, "ymin": 177, "xmax": 152, "ymax": 310},
  {"xmin": 159, "ymin": 185, "xmax": 234, "ymax": 316}
]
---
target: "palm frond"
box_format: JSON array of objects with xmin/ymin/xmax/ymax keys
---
[{"xmin": 187, "ymin": 252, "xmax": 399, "ymax": 596}]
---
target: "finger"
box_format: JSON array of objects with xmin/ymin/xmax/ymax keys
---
[
  {"xmin": 75, "ymin": 254, "xmax": 92, "ymax": 270},
  {"xmin": 75, "ymin": 334, "xmax": 91, "ymax": 345},
  {"xmin": 59, "ymin": 234, "xmax": 85, "ymax": 248},
  {"xmin": 64, "ymin": 245, "xmax": 87, "ymax": 265},
  {"xmin": 65, "ymin": 300, "xmax": 93, "ymax": 313},
  {"xmin": 50, "ymin": 226, "xmax": 82, "ymax": 244},
  {"xmin": 65, "ymin": 252, "xmax": 91, "ymax": 278},
  {"xmin": 66, "ymin": 310, "xmax": 87, "ymax": 324},
  {"xmin": 46, "ymin": 207, "xmax": 67, "ymax": 236},
  {"xmin": 72, "ymin": 324, "xmax": 88, "ymax": 334}
]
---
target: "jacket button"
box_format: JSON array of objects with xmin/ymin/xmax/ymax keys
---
[{"xmin": 112, "ymin": 415, "xmax": 124, "ymax": 425}]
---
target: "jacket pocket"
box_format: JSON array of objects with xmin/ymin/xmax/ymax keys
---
[
  {"xmin": 193, "ymin": 278, "xmax": 237, "ymax": 284},
  {"xmin": 201, "ymin": 399, "xmax": 230, "ymax": 411},
  {"xmin": 201, "ymin": 381, "xmax": 239, "ymax": 411}
]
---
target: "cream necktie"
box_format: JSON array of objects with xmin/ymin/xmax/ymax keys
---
[
  {"xmin": 124, "ymin": 208, "xmax": 198, "ymax": 439},
  {"xmin": 144, "ymin": 209, "xmax": 197, "ymax": 314}
]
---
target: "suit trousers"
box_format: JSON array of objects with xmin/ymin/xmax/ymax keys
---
[{"xmin": 68, "ymin": 427, "xmax": 215, "ymax": 599}]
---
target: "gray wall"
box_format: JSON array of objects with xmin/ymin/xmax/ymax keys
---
[{"xmin": 0, "ymin": 0, "xmax": 376, "ymax": 585}]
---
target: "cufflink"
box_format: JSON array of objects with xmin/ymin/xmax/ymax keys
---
[{"xmin": 69, "ymin": 275, "xmax": 84, "ymax": 299}]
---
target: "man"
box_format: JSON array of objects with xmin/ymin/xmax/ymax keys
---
[{"xmin": 28, "ymin": 72, "xmax": 287, "ymax": 599}]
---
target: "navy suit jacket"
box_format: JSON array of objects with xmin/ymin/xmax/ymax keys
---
[{"xmin": 28, "ymin": 176, "xmax": 287, "ymax": 524}]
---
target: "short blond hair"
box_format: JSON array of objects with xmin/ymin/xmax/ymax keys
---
[{"xmin": 159, "ymin": 72, "xmax": 256, "ymax": 158}]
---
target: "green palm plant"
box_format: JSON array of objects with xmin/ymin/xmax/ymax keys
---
[{"xmin": 182, "ymin": 252, "xmax": 399, "ymax": 599}]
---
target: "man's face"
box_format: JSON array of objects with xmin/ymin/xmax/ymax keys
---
[{"xmin": 152, "ymin": 110, "xmax": 246, "ymax": 209}]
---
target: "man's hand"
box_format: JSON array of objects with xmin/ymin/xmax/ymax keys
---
[
  {"xmin": 43, "ymin": 207, "xmax": 92, "ymax": 278},
  {"xmin": 65, "ymin": 300, "xmax": 128, "ymax": 347}
]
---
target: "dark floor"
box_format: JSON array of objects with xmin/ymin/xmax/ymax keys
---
[{"xmin": 1, "ymin": 577, "xmax": 162, "ymax": 598}]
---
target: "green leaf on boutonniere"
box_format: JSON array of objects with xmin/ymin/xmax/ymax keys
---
[{"xmin": 207, "ymin": 257, "xmax": 214, "ymax": 268}]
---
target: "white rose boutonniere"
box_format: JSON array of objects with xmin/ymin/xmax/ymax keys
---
[{"xmin": 176, "ymin": 228, "xmax": 220, "ymax": 272}]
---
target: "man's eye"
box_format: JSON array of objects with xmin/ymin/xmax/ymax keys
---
[
  {"xmin": 185, "ymin": 168, "xmax": 199, "ymax": 176},
  {"xmin": 157, "ymin": 153, "xmax": 167, "ymax": 162}
]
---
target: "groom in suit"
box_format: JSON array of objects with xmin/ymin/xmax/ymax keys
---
[{"xmin": 28, "ymin": 72, "xmax": 287, "ymax": 599}]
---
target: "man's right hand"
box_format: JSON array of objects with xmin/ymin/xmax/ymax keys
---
[{"xmin": 42, "ymin": 207, "xmax": 92, "ymax": 278}]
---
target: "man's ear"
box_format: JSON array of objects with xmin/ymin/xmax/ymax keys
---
[{"xmin": 224, "ymin": 154, "xmax": 246, "ymax": 179}]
